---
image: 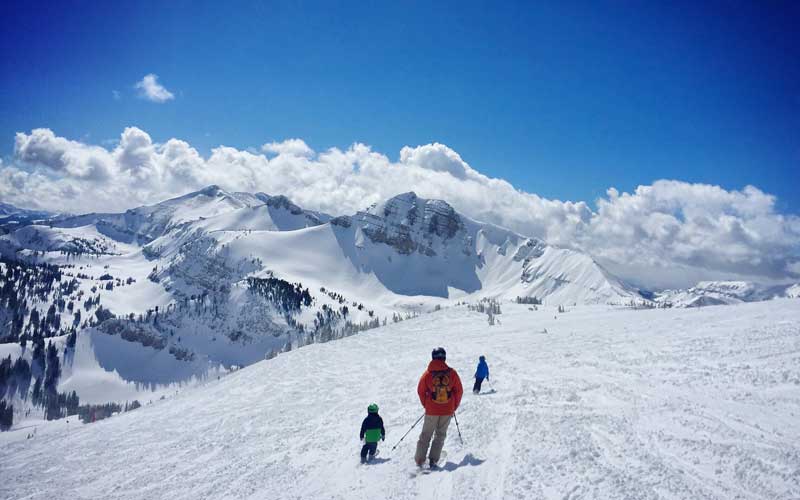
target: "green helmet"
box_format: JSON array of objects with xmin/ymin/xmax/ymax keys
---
[{"xmin": 367, "ymin": 403, "xmax": 379, "ymax": 413}]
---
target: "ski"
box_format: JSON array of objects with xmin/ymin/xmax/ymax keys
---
[{"xmin": 410, "ymin": 450, "xmax": 447, "ymax": 476}]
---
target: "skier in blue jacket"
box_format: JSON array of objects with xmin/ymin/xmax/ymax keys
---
[{"xmin": 473, "ymin": 355, "xmax": 489, "ymax": 394}]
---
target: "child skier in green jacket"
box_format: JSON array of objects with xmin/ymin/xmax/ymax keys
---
[{"xmin": 359, "ymin": 403, "xmax": 386, "ymax": 463}]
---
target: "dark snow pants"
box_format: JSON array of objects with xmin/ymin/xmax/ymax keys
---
[
  {"xmin": 361, "ymin": 441, "xmax": 378, "ymax": 460},
  {"xmin": 473, "ymin": 377, "xmax": 484, "ymax": 393}
]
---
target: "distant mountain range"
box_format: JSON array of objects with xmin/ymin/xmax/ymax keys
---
[
  {"xmin": 2, "ymin": 187, "xmax": 797, "ymax": 310},
  {"xmin": 654, "ymin": 281, "xmax": 800, "ymax": 308}
]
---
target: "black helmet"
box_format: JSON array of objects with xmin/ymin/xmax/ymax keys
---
[
  {"xmin": 431, "ymin": 347, "xmax": 446, "ymax": 360},
  {"xmin": 479, "ymin": 355, "xmax": 486, "ymax": 361}
]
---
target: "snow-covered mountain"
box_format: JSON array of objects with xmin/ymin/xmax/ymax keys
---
[
  {"xmin": 0, "ymin": 187, "xmax": 648, "ymax": 412},
  {"xmin": 4, "ymin": 186, "xmax": 642, "ymax": 306},
  {"xmin": 0, "ymin": 202, "xmax": 21, "ymax": 216},
  {"xmin": 654, "ymin": 280, "xmax": 800, "ymax": 308},
  {"xmin": 318, "ymin": 191, "xmax": 640, "ymax": 304},
  {"xmin": 0, "ymin": 203, "xmax": 54, "ymax": 235},
  {"xmin": 41, "ymin": 184, "xmax": 330, "ymax": 244}
]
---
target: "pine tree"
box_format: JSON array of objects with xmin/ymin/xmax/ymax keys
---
[
  {"xmin": 31, "ymin": 377, "xmax": 42, "ymax": 406},
  {"xmin": 0, "ymin": 400, "xmax": 13, "ymax": 431}
]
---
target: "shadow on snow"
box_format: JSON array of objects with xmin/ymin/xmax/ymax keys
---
[{"xmin": 440, "ymin": 453, "xmax": 486, "ymax": 472}]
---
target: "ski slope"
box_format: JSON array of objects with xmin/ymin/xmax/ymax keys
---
[{"xmin": 2, "ymin": 299, "xmax": 799, "ymax": 499}]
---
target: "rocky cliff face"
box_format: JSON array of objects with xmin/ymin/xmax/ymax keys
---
[{"xmin": 351, "ymin": 192, "xmax": 467, "ymax": 256}]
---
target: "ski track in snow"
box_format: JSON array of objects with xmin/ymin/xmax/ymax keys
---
[{"xmin": 2, "ymin": 300, "xmax": 800, "ymax": 499}]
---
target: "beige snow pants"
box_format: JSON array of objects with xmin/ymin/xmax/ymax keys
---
[{"xmin": 414, "ymin": 414, "xmax": 452, "ymax": 465}]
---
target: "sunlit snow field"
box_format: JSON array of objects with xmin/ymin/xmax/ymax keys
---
[{"xmin": 2, "ymin": 300, "xmax": 799, "ymax": 499}]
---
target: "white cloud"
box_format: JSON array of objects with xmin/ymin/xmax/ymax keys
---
[
  {"xmin": 577, "ymin": 181, "xmax": 800, "ymax": 287},
  {"xmin": 134, "ymin": 74, "xmax": 174, "ymax": 103},
  {"xmin": 399, "ymin": 142, "xmax": 477, "ymax": 180},
  {"xmin": 262, "ymin": 138, "xmax": 314, "ymax": 158},
  {"xmin": 2, "ymin": 127, "xmax": 798, "ymax": 288},
  {"xmin": 14, "ymin": 128, "xmax": 113, "ymax": 180}
]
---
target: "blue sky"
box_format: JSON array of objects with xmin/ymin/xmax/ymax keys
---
[{"xmin": 1, "ymin": 0, "xmax": 798, "ymax": 212}]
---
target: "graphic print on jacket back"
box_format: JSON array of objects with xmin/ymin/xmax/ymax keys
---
[{"xmin": 430, "ymin": 369, "xmax": 452, "ymax": 404}]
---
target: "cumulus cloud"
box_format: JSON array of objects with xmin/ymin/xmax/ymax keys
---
[
  {"xmin": 399, "ymin": 142, "xmax": 477, "ymax": 180},
  {"xmin": 262, "ymin": 138, "xmax": 314, "ymax": 158},
  {"xmin": 134, "ymin": 74, "xmax": 174, "ymax": 103},
  {"xmin": 14, "ymin": 128, "xmax": 113, "ymax": 180},
  {"xmin": 2, "ymin": 127, "xmax": 798, "ymax": 288},
  {"xmin": 578, "ymin": 182, "xmax": 800, "ymax": 287}
]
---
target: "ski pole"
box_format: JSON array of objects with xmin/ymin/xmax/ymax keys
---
[
  {"xmin": 488, "ymin": 378, "xmax": 495, "ymax": 391},
  {"xmin": 391, "ymin": 413, "xmax": 425, "ymax": 451},
  {"xmin": 453, "ymin": 412, "xmax": 464, "ymax": 445}
]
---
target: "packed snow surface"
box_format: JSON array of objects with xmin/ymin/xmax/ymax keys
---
[{"xmin": 2, "ymin": 300, "xmax": 800, "ymax": 500}]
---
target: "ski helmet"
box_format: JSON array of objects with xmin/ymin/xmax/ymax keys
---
[
  {"xmin": 368, "ymin": 403, "xmax": 379, "ymax": 413},
  {"xmin": 479, "ymin": 355, "xmax": 486, "ymax": 361},
  {"xmin": 431, "ymin": 347, "xmax": 446, "ymax": 360}
]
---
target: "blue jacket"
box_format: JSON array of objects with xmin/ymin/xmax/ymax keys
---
[{"xmin": 475, "ymin": 359, "xmax": 489, "ymax": 379}]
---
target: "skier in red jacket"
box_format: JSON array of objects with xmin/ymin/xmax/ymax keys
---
[{"xmin": 415, "ymin": 347, "xmax": 463, "ymax": 467}]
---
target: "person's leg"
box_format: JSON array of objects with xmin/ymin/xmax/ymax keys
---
[
  {"xmin": 414, "ymin": 415, "xmax": 436, "ymax": 465},
  {"xmin": 473, "ymin": 377, "xmax": 483, "ymax": 393},
  {"xmin": 367, "ymin": 442, "xmax": 377, "ymax": 458},
  {"xmin": 428, "ymin": 415, "xmax": 452, "ymax": 464},
  {"xmin": 477, "ymin": 377, "xmax": 484, "ymax": 392},
  {"xmin": 360, "ymin": 442, "xmax": 370, "ymax": 462}
]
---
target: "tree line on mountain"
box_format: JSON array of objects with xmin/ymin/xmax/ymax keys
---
[
  {"xmin": 468, "ymin": 299, "xmax": 503, "ymax": 326},
  {"xmin": 1, "ymin": 257, "xmax": 109, "ymax": 343},
  {"xmin": 247, "ymin": 276, "xmax": 312, "ymax": 313},
  {"xmin": 280, "ymin": 306, "xmax": 415, "ymax": 354},
  {"xmin": 76, "ymin": 400, "xmax": 140, "ymax": 424},
  {"xmin": 0, "ymin": 338, "xmax": 82, "ymax": 430}
]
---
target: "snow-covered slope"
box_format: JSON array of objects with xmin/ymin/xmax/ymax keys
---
[
  {"xmin": 190, "ymin": 195, "xmax": 329, "ymax": 233},
  {"xmin": 0, "ymin": 223, "xmax": 125, "ymax": 255},
  {"xmin": 655, "ymin": 280, "xmax": 800, "ymax": 307},
  {"xmin": 36, "ymin": 185, "xmax": 329, "ymax": 246},
  {"xmin": 2, "ymin": 300, "xmax": 799, "ymax": 500}
]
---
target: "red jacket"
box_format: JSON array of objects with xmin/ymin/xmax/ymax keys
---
[{"xmin": 417, "ymin": 360, "xmax": 463, "ymax": 416}]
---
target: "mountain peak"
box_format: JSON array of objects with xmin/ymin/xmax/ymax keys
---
[
  {"xmin": 368, "ymin": 192, "xmax": 457, "ymax": 222},
  {"xmin": 352, "ymin": 192, "xmax": 465, "ymax": 256},
  {"xmin": 265, "ymin": 194, "xmax": 303, "ymax": 215},
  {"xmin": 389, "ymin": 191, "xmax": 418, "ymax": 202},
  {"xmin": 197, "ymin": 184, "xmax": 224, "ymax": 197}
]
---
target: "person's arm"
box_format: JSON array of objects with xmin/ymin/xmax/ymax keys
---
[
  {"xmin": 360, "ymin": 418, "xmax": 366, "ymax": 440},
  {"xmin": 486, "ymin": 364, "xmax": 489, "ymax": 380},
  {"xmin": 380, "ymin": 416, "xmax": 386, "ymax": 440},
  {"xmin": 417, "ymin": 372, "xmax": 428, "ymax": 407}
]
